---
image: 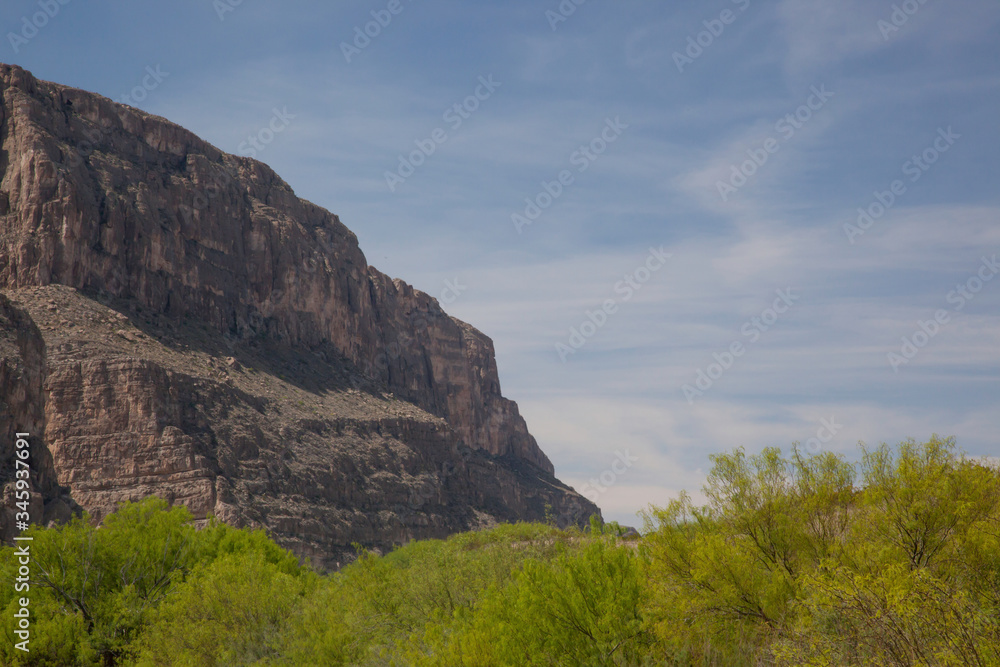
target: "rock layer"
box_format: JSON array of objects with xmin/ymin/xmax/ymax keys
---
[{"xmin": 0, "ymin": 64, "xmax": 596, "ymax": 567}]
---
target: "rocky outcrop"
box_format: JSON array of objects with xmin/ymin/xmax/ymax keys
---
[
  {"xmin": 0, "ymin": 293, "xmax": 77, "ymax": 541},
  {"xmin": 0, "ymin": 62, "xmax": 550, "ymax": 472},
  {"xmin": 0, "ymin": 64, "xmax": 596, "ymax": 566}
]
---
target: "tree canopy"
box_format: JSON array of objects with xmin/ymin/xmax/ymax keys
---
[{"xmin": 2, "ymin": 436, "xmax": 997, "ymax": 666}]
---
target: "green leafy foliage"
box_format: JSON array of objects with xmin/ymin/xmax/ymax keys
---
[
  {"xmin": 133, "ymin": 551, "xmax": 315, "ymax": 667},
  {"xmin": 277, "ymin": 521, "xmax": 580, "ymax": 666},
  {"xmin": 396, "ymin": 522, "xmax": 650, "ymax": 666},
  {"xmin": 639, "ymin": 436, "xmax": 1000, "ymax": 666},
  {"xmin": 1, "ymin": 436, "xmax": 997, "ymax": 666},
  {"xmin": 1, "ymin": 497, "xmax": 197, "ymax": 666}
]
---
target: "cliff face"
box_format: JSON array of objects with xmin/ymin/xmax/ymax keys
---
[{"xmin": 0, "ymin": 64, "xmax": 596, "ymax": 567}]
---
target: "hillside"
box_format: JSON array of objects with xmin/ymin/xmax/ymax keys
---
[{"xmin": 0, "ymin": 63, "xmax": 596, "ymax": 568}]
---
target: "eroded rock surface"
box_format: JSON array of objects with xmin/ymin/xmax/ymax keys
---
[{"xmin": 0, "ymin": 64, "xmax": 596, "ymax": 567}]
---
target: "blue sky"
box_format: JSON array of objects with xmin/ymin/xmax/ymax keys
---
[{"xmin": 4, "ymin": 0, "xmax": 999, "ymax": 525}]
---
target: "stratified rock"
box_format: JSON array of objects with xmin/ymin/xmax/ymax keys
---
[{"xmin": 0, "ymin": 64, "xmax": 596, "ymax": 567}]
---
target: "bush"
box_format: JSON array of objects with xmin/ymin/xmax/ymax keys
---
[{"xmin": 2, "ymin": 436, "xmax": 997, "ymax": 666}]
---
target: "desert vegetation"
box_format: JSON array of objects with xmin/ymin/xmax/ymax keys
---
[{"xmin": 3, "ymin": 436, "xmax": 998, "ymax": 666}]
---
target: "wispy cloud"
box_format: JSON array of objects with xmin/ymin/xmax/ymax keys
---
[{"xmin": 13, "ymin": 0, "xmax": 998, "ymax": 526}]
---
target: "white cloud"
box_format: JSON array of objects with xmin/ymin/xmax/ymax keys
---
[
  {"xmin": 99, "ymin": 1, "xmax": 998, "ymax": 531},
  {"xmin": 777, "ymin": 0, "xmax": 889, "ymax": 77}
]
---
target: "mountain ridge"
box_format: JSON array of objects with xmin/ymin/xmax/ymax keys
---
[{"xmin": 0, "ymin": 63, "xmax": 597, "ymax": 568}]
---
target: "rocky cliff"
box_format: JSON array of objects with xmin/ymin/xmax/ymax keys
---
[{"xmin": 0, "ymin": 64, "xmax": 597, "ymax": 568}]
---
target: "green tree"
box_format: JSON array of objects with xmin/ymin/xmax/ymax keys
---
[
  {"xmin": 404, "ymin": 534, "xmax": 650, "ymax": 666},
  {"xmin": 0, "ymin": 497, "xmax": 196, "ymax": 666},
  {"xmin": 134, "ymin": 551, "xmax": 313, "ymax": 667},
  {"xmin": 280, "ymin": 522, "xmax": 583, "ymax": 666}
]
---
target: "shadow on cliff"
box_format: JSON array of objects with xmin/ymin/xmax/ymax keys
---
[
  {"xmin": 87, "ymin": 288, "xmax": 389, "ymax": 401},
  {"xmin": 0, "ymin": 294, "xmax": 85, "ymax": 537}
]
